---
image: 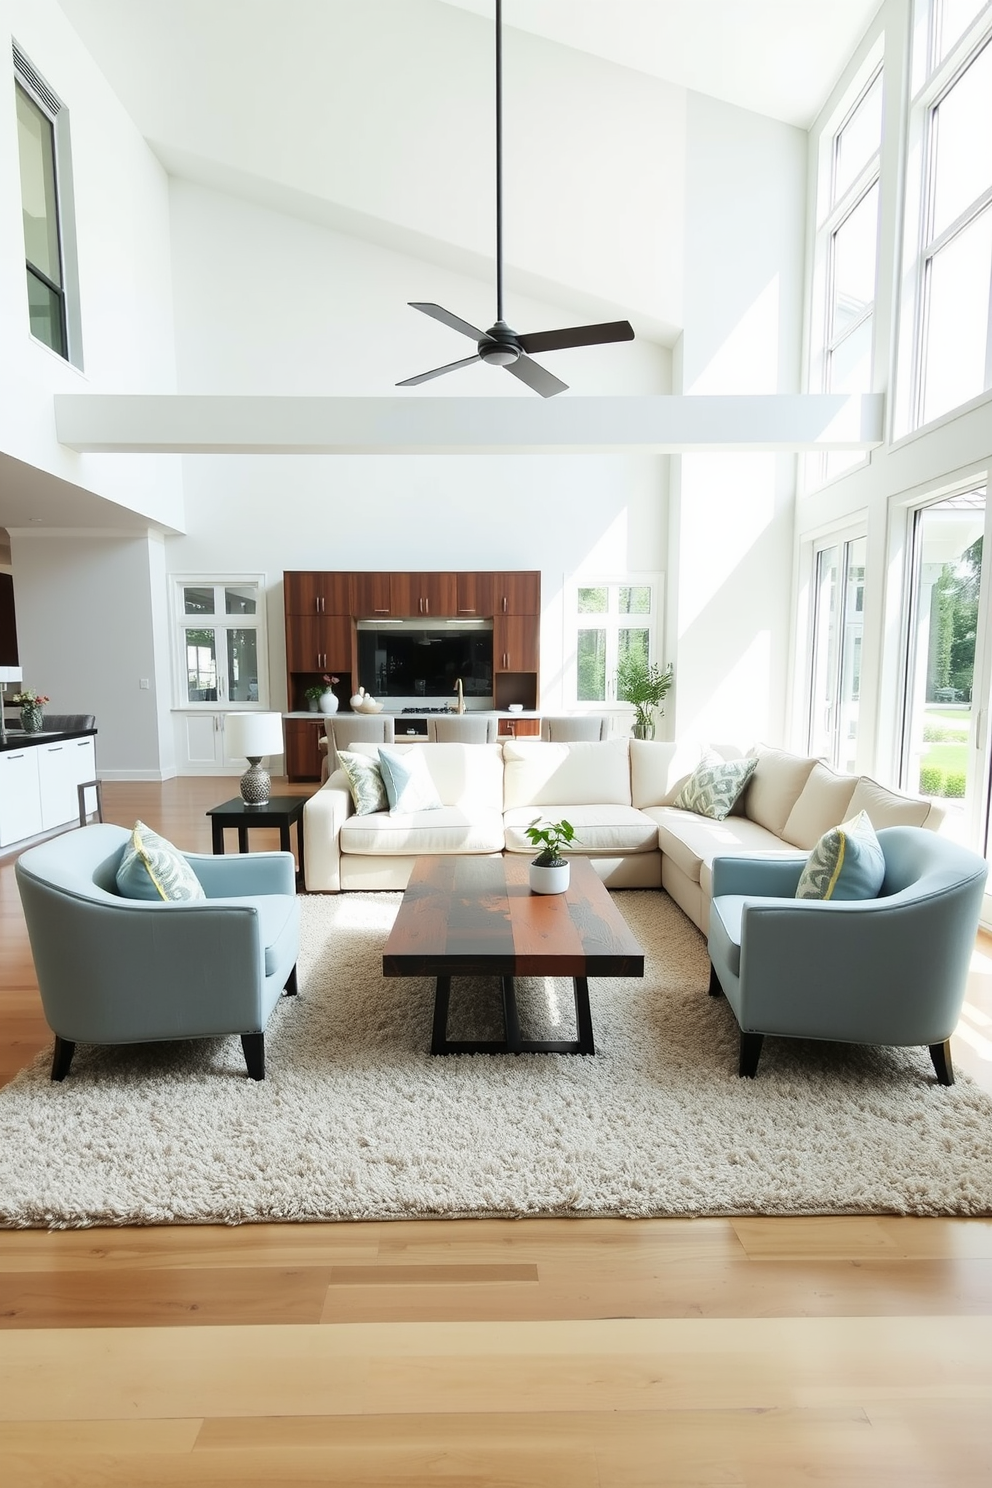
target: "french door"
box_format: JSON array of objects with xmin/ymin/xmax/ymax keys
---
[
  {"xmin": 808, "ymin": 534, "xmax": 866, "ymax": 771},
  {"xmin": 900, "ymin": 489, "xmax": 989, "ymax": 851}
]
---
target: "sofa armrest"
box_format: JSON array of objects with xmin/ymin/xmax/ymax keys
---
[
  {"xmin": 303, "ymin": 771, "xmax": 354, "ymax": 891},
  {"xmin": 185, "ymin": 850, "xmax": 297, "ymax": 898},
  {"xmin": 711, "ymin": 854, "xmax": 807, "ymax": 899}
]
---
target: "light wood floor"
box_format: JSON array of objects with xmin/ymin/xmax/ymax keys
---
[{"xmin": 1, "ymin": 778, "xmax": 991, "ymax": 1486}]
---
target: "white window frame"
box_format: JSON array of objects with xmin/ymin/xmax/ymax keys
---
[
  {"xmin": 563, "ymin": 574, "xmax": 663, "ymax": 711},
  {"xmin": 171, "ymin": 574, "xmax": 269, "ymax": 711},
  {"xmin": 899, "ymin": 2, "xmax": 992, "ymax": 434},
  {"xmin": 804, "ymin": 58, "xmax": 884, "ymax": 492},
  {"xmin": 13, "ymin": 42, "xmax": 83, "ymax": 369}
]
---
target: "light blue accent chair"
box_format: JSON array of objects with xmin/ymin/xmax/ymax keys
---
[
  {"xmin": 706, "ymin": 826, "xmax": 988, "ymax": 1083},
  {"xmin": 15, "ymin": 823, "xmax": 301, "ymax": 1082}
]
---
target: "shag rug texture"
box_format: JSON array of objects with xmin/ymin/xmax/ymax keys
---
[{"xmin": 2, "ymin": 889, "xmax": 992, "ymax": 1229}]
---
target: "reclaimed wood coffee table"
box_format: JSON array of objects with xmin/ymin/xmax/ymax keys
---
[{"xmin": 382, "ymin": 855, "xmax": 644, "ymax": 1056}]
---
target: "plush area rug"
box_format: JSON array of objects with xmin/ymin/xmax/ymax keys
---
[{"xmin": 2, "ymin": 889, "xmax": 991, "ymax": 1228}]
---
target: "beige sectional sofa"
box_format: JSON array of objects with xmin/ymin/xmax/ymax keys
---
[{"xmin": 302, "ymin": 737, "xmax": 943, "ymax": 931}]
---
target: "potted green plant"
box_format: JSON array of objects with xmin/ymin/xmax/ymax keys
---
[
  {"xmin": 524, "ymin": 816, "xmax": 577, "ymax": 894},
  {"xmin": 615, "ymin": 656, "xmax": 673, "ymax": 740}
]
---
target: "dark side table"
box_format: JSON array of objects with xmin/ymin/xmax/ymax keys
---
[{"xmin": 207, "ymin": 795, "xmax": 311, "ymax": 886}]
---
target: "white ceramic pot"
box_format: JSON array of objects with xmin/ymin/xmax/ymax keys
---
[
  {"xmin": 318, "ymin": 690, "xmax": 339, "ymax": 715},
  {"xmin": 529, "ymin": 859, "xmax": 570, "ymax": 895}
]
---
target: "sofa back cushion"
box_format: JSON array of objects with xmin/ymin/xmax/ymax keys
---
[
  {"xmin": 630, "ymin": 740, "xmax": 706, "ymax": 807},
  {"xmin": 740, "ymin": 746, "xmax": 819, "ymax": 835},
  {"xmin": 502, "ymin": 738, "xmax": 632, "ymax": 810},
  {"xmin": 780, "ymin": 761, "xmax": 859, "ymax": 849},
  {"xmin": 344, "ymin": 741, "xmax": 504, "ymax": 812},
  {"xmin": 846, "ymin": 775, "xmax": 944, "ymax": 831}
]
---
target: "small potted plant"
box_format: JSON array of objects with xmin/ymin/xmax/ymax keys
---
[
  {"xmin": 11, "ymin": 688, "xmax": 50, "ymax": 734},
  {"xmin": 615, "ymin": 656, "xmax": 673, "ymax": 740},
  {"xmin": 524, "ymin": 816, "xmax": 577, "ymax": 894},
  {"xmin": 304, "ymin": 675, "xmax": 339, "ymax": 714}
]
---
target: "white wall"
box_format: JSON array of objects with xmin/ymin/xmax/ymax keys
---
[
  {"xmin": 0, "ymin": 0, "xmax": 183, "ymax": 528},
  {"xmin": 163, "ymin": 179, "xmax": 670, "ymax": 730},
  {"xmin": 668, "ymin": 93, "xmax": 807, "ymax": 744},
  {"xmin": 10, "ymin": 530, "xmax": 174, "ymax": 777}
]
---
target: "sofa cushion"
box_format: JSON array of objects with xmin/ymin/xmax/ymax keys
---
[
  {"xmin": 780, "ymin": 762, "xmax": 859, "ymax": 849},
  {"xmin": 344, "ymin": 740, "xmax": 504, "ymax": 812},
  {"xmin": 116, "ymin": 821, "xmax": 205, "ymax": 902},
  {"xmin": 795, "ymin": 810, "xmax": 885, "ymax": 901},
  {"xmin": 846, "ymin": 775, "xmax": 941, "ymax": 830},
  {"xmin": 503, "ymin": 804, "xmax": 658, "ymax": 856},
  {"xmin": 673, "ymin": 753, "xmax": 757, "ymax": 821},
  {"xmin": 653, "ymin": 807, "xmax": 788, "ymax": 888},
  {"xmin": 630, "ymin": 739, "xmax": 706, "ymax": 808},
  {"xmin": 502, "ymin": 738, "xmax": 632, "ymax": 810},
  {"xmin": 378, "ymin": 746, "xmax": 443, "ymax": 815},
  {"xmin": 340, "ymin": 806, "xmax": 505, "ymax": 856},
  {"xmin": 337, "ymin": 750, "xmax": 389, "ymax": 815},
  {"xmin": 740, "ymin": 746, "xmax": 819, "ymax": 835}
]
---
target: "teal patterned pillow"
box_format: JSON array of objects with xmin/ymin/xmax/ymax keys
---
[
  {"xmin": 378, "ymin": 746, "xmax": 443, "ymax": 815},
  {"xmin": 337, "ymin": 749, "xmax": 389, "ymax": 815},
  {"xmin": 673, "ymin": 752, "xmax": 757, "ymax": 821},
  {"xmin": 796, "ymin": 810, "xmax": 885, "ymax": 900},
  {"xmin": 116, "ymin": 821, "xmax": 205, "ymax": 901}
]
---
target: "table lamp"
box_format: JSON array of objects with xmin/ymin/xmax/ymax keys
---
[
  {"xmin": 225, "ymin": 712, "xmax": 284, "ymax": 805},
  {"xmin": 0, "ymin": 666, "xmax": 23, "ymax": 747}
]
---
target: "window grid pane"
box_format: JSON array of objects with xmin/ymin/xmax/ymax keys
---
[
  {"xmin": 830, "ymin": 182, "xmax": 880, "ymax": 340},
  {"xmin": 15, "ymin": 84, "xmax": 61, "ymax": 287},
  {"xmin": 577, "ymin": 629, "xmax": 607, "ymax": 701},
  {"xmin": 930, "ymin": 37, "xmax": 992, "ymax": 239},
  {"xmin": 185, "ymin": 630, "xmax": 218, "ymax": 702},
  {"xmin": 921, "ymin": 203, "xmax": 992, "ymax": 423},
  {"xmin": 577, "ymin": 587, "xmax": 608, "ymax": 614},
  {"xmin": 834, "ymin": 71, "xmax": 883, "ymax": 204}
]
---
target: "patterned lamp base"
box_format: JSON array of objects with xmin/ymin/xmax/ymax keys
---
[{"xmin": 239, "ymin": 758, "xmax": 272, "ymax": 805}]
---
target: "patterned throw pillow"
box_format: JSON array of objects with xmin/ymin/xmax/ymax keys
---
[
  {"xmin": 795, "ymin": 810, "xmax": 885, "ymax": 901},
  {"xmin": 116, "ymin": 821, "xmax": 206, "ymax": 901},
  {"xmin": 337, "ymin": 750, "xmax": 389, "ymax": 815},
  {"xmin": 672, "ymin": 752, "xmax": 757, "ymax": 822},
  {"xmin": 378, "ymin": 746, "xmax": 443, "ymax": 815}
]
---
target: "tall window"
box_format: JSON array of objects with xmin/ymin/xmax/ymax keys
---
[
  {"xmin": 173, "ymin": 578, "xmax": 268, "ymax": 708},
  {"xmin": 807, "ymin": 535, "xmax": 866, "ymax": 771},
  {"xmin": 13, "ymin": 45, "xmax": 79, "ymax": 364},
  {"xmin": 806, "ymin": 65, "xmax": 883, "ymax": 488},
  {"xmin": 900, "ymin": 490, "xmax": 986, "ymax": 845},
  {"xmin": 910, "ymin": 4, "xmax": 992, "ymax": 425},
  {"xmin": 569, "ymin": 579, "xmax": 659, "ymax": 707}
]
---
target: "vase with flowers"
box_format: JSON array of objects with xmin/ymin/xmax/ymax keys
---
[
  {"xmin": 11, "ymin": 688, "xmax": 50, "ymax": 734},
  {"xmin": 304, "ymin": 675, "xmax": 339, "ymax": 714}
]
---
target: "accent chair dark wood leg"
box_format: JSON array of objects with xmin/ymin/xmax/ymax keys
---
[
  {"xmin": 241, "ymin": 1033, "xmax": 265, "ymax": 1080},
  {"xmin": 708, "ymin": 962, "xmax": 724, "ymax": 997},
  {"xmin": 929, "ymin": 1039, "xmax": 954, "ymax": 1086},
  {"xmin": 738, "ymin": 1031, "xmax": 764, "ymax": 1078},
  {"xmin": 283, "ymin": 964, "xmax": 298, "ymax": 996},
  {"xmin": 51, "ymin": 1036, "xmax": 75, "ymax": 1082}
]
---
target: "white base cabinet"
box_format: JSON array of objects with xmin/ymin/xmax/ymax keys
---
[{"xmin": 0, "ymin": 735, "xmax": 96, "ymax": 849}]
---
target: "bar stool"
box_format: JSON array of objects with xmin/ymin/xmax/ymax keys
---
[{"xmin": 77, "ymin": 780, "xmax": 103, "ymax": 826}]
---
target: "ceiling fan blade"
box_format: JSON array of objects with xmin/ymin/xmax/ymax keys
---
[
  {"xmin": 409, "ymin": 302, "xmax": 485, "ymax": 341},
  {"xmin": 505, "ymin": 354, "xmax": 568, "ymax": 398},
  {"xmin": 516, "ymin": 319, "xmax": 635, "ymax": 355},
  {"xmin": 396, "ymin": 353, "xmax": 482, "ymax": 388}
]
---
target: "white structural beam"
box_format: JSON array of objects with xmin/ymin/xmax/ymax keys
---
[{"xmin": 53, "ymin": 393, "xmax": 884, "ymax": 455}]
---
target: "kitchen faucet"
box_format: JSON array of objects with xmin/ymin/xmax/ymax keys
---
[{"xmin": 454, "ymin": 678, "xmax": 465, "ymax": 714}]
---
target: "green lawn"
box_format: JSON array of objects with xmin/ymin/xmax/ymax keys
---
[{"xmin": 920, "ymin": 708, "xmax": 969, "ymax": 795}]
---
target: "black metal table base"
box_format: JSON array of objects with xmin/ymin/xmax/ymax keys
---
[{"xmin": 430, "ymin": 974, "xmax": 595, "ymax": 1056}]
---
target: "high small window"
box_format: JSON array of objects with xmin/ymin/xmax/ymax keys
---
[
  {"xmin": 13, "ymin": 44, "xmax": 81, "ymax": 366},
  {"xmin": 806, "ymin": 63, "xmax": 883, "ymax": 489},
  {"xmin": 906, "ymin": 4, "xmax": 992, "ymax": 427}
]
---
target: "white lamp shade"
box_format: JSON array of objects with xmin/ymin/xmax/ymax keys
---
[
  {"xmin": 0, "ymin": 667, "xmax": 23, "ymax": 683},
  {"xmin": 225, "ymin": 711, "xmax": 284, "ymax": 759}
]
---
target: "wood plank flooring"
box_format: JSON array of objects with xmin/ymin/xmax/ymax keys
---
[{"xmin": 1, "ymin": 777, "xmax": 991, "ymax": 1486}]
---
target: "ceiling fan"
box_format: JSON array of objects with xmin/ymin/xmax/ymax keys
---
[{"xmin": 397, "ymin": 0, "xmax": 634, "ymax": 398}]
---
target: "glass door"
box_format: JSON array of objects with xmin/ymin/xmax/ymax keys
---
[
  {"xmin": 900, "ymin": 490, "xmax": 987, "ymax": 847},
  {"xmin": 808, "ymin": 535, "xmax": 866, "ymax": 771}
]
